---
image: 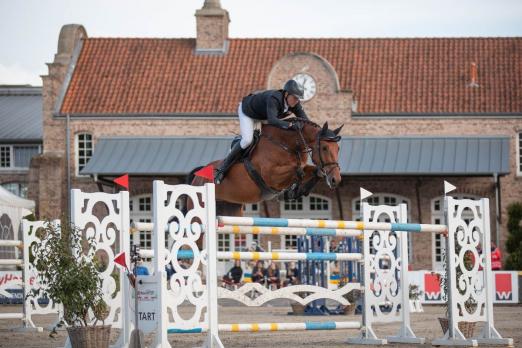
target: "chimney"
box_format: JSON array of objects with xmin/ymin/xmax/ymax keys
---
[
  {"xmin": 195, "ymin": 0, "xmax": 230, "ymax": 54},
  {"xmin": 469, "ymin": 62, "xmax": 479, "ymax": 87}
]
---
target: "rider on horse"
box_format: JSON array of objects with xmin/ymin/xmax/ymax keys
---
[{"xmin": 215, "ymin": 80, "xmax": 310, "ymax": 184}]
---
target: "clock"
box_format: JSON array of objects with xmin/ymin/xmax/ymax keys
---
[{"xmin": 292, "ymin": 73, "xmax": 317, "ymax": 102}]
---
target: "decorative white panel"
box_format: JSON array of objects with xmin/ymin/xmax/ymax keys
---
[
  {"xmin": 363, "ymin": 203, "xmax": 406, "ymax": 324},
  {"xmin": 152, "ymin": 182, "xmax": 211, "ymax": 332},
  {"xmin": 70, "ymin": 189, "xmax": 130, "ymax": 329},
  {"xmin": 218, "ymin": 282, "xmax": 359, "ymax": 307}
]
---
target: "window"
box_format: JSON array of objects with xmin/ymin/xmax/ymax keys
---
[
  {"xmin": 243, "ymin": 203, "xmax": 260, "ymax": 217},
  {"xmin": 518, "ymin": 132, "xmax": 522, "ymax": 176},
  {"xmin": 76, "ymin": 133, "xmax": 92, "ymax": 175},
  {"xmin": 130, "ymin": 195, "xmax": 153, "ymax": 244},
  {"xmin": 139, "ymin": 218, "xmax": 152, "ymax": 249},
  {"xmin": 1, "ymin": 146, "xmax": 11, "ymax": 168},
  {"xmin": 0, "ymin": 145, "xmax": 39, "ymax": 169},
  {"xmin": 280, "ymin": 194, "xmax": 332, "ymax": 250},
  {"xmin": 1, "ymin": 182, "xmax": 28, "ymax": 198},
  {"xmin": 310, "ymin": 195, "xmax": 329, "ymax": 211},
  {"xmin": 139, "ymin": 197, "xmax": 151, "ymax": 212},
  {"xmin": 218, "ymin": 233, "xmax": 231, "ymax": 252},
  {"xmin": 284, "ymin": 198, "xmax": 303, "ymax": 211},
  {"xmin": 14, "ymin": 146, "xmax": 39, "ymax": 167}
]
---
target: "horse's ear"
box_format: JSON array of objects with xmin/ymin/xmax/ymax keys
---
[
  {"xmin": 322, "ymin": 122, "xmax": 329, "ymax": 135},
  {"xmin": 333, "ymin": 124, "xmax": 344, "ymax": 135}
]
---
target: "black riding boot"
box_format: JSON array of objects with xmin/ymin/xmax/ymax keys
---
[{"xmin": 215, "ymin": 142, "xmax": 244, "ymax": 184}]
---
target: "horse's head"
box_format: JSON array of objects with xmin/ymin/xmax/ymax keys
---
[{"xmin": 308, "ymin": 122, "xmax": 343, "ymax": 189}]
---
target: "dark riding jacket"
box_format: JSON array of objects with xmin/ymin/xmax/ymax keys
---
[{"xmin": 241, "ymin": 89, "xmax": 309, "ymax": 129}]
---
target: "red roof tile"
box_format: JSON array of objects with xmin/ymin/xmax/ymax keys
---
[{"xmin": 60, "ymin": 38, "xmax": 522, "ymax": 115}]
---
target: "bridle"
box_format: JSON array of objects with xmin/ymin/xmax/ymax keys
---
[{"xmin": 263, "ymin": 121, "xmax": 340, "ymax": 181}]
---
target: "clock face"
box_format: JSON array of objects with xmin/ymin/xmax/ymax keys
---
[{"xmin": 292, "ymin": 73, "xmax": 317, "ymax": 102}]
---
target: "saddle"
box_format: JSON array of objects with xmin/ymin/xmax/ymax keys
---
[{"xmin": 229, "ymin": 130, "xmax": 281, "ymax": 201}]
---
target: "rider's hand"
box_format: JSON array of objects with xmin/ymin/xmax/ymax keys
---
[{"xmin": 288, "ymin": 122, "xmax": 298, "ymax": 131}]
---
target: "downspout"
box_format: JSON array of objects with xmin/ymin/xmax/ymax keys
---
[
  {"xmin": 414, "ymin": 178, "xmax": 422, "ymax": 264},
  {"xmin": 415, "ymin": 178, "xmax": 422, "ymax": 222},
  {"xmin": 494, "ymin": 173, "xmax": 501, "ymax": 248},
  {"xmin": 66, "ymin": 113, "xmax": 71, "ymax": 220},
  {"xmin": 335, "ymin": 188, "xmax": 344, "ymax": 220}
]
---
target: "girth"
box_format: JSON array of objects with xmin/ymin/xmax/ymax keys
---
[{"xmin": 242, "ymin": 158, "xmax": 280, "ymax": 201}]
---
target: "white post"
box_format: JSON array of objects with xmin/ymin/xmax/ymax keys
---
[
  {"xmin": 387, "ymin": 204, "xmax": 425, "ymax": 344},
  {"xmin": 204, "ymin": 183, "xmax": 223, "ymax": 348},
  {"xmin": 117, "ymin": 190, "xmax": 133, "ymax": 348},
  {"xmin": 475, "ymin": 199, "xmax": 513, "ymax": 346},
  {"xmin": 152, "ymin": 181, "xmax": 171, "ymax": 348}
]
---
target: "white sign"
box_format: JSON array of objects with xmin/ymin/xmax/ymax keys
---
[{"xmin": 136, "ymin": 275, "xmax": 160, "ymax": 334}]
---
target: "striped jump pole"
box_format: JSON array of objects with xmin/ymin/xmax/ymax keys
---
[
  {"xmin": 168, "ymin": 321, "xmax": 361, "ymax": 334},
  {"xmin": 218, "ymin": 216, "xmax": 448, "ymax": 234},
  {"xmin": 219, "ymin": 225, "xmax": 361, "ymax": 237},
  {"xmin": 140, "ymin": 249, "xmax": 362, "ymax": 262},
  {"xmin": 132, "ymin": 221, "xmax": 362, "ymax": 238}
]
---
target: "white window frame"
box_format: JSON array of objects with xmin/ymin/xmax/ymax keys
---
[
  {"xmin": 280, "ymin": 194, "xmax": 332, "ymax": 250},
  {"xmin": 431, "ymin": 194, "xmax": 479, "ymax": 270},
  {"xmin": 0, "ymin": 144, "xmax": 41, "ymax": 170},
  {"xmin": 75, "ymin": 133, "xmax": 93, "ymax": 177},
  {"xmin": 1, "ymin": 182, "xmax": 28, "ymax": 198},
  {"xmin": 0, "ymin": 145, "xmax": 12, "ymax": 169},
  {"xmin": 130, "ymin": 194, "xmax": 153, "ymax": 249},
  {"xmin": 515, "ymin": 130, "xmax": 522, "ymax": 176}
]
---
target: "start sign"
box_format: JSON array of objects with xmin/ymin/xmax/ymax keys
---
[{"xmin": 136, "ymin": 274, "xmax": 160, "ymax": 334}]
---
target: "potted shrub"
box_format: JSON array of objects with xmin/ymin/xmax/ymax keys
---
[
  {"xmin": 340, "ymin": 278, "xmax": 361, "ymax": 315},
  {"xmin": 28, "ymin": 219, "xmax": 110, "ymax": 348},
  {"xmin": 437, "ymin": 235, "xmax": 477, "ymax": 338}
]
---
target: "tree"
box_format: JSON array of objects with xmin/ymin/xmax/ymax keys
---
[{"xmin": 505, "ymin": 202, "xmax": 522, "ymax": 270}]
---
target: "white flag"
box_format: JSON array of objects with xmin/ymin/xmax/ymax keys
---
[
  {"xmin": 360, "ymin": 187, "xmax": 373, "ymax": 200},
  {"xmin": 444, "ymin": 181, "xmax": 457, "ymax": 194}
]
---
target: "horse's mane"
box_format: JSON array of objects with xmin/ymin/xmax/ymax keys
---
[{"xmin": 284, "ymin": 117, "xmax": 321, "ymax": 129}]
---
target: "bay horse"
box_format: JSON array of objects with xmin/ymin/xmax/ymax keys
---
[{"xmin": 189, "ymin": 118, "xmax": 343, "ymax": 216}]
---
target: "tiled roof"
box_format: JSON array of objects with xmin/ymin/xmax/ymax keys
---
[{"xmin": 61, "ymin": 38, "xmax": 522, "ymax": 115}]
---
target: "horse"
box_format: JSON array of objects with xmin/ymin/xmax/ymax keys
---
[{"xmin": 189, "ymin": 118, "xmax": 343, "ymax": 216}]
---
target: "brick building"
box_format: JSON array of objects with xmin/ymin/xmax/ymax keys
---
[{"xmin": 29, "ymin": 0, "xmax": 522, "ymax": 270}]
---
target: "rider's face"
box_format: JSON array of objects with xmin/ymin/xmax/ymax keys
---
[{"xmin": 286, "ymin": 94, "xmax": 300, "ymax": 107}]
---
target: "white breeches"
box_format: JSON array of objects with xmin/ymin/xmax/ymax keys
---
[{"xmin": 238, "ymin": 102, "xmax": 260, "ymax": 149}]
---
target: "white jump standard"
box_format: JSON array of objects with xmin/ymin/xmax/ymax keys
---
[{"xmin": 21, "ymin": 182, "xmax": 511, "ymax": 347}]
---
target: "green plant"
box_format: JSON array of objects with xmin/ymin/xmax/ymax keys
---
[
  {"xmin": 28, "ymin": 218, "xmax": 107, "ymax": 327},
  {"xmin": 505, "ymin": 202, "xmax": 522, "ymax": 270},
  {"xmin": 438, "ymin": 231, "xmax": 477, "ymax": 317}
]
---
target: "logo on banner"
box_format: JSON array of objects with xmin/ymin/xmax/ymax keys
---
[
  {"xmin": 424, "ymin": 273, "xmax": 442, "ymax": 301},
  {"xmin": 495, "ymin": 273, "xmax": 512, "ymax": 301}
]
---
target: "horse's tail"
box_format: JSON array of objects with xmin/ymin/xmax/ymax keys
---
[
  {"xmin": 186, "ymin": 165, "xmax": 204, "ymax": 185},
  {"xmin": 180, "ymin": 166, "xmax": 204, "ymax": 215}
]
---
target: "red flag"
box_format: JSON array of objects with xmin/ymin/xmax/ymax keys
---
[
  {"xmin": 114, "ymin": 174, "xmax": 129, "ymax": 190},
  {"xmin": 195, "ymin": 165, "xmax": 214, "ymax": 181},
  {"xmin": 114, "ymin": 252, "xmax": 128, "ymax": 270}
]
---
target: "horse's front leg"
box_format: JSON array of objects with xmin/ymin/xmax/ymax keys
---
[{"xmin": 283, "ymin": 165, "xmax": 321, "ymax": 200}]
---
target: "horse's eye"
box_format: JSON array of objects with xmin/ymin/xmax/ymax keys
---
[{"xmin": 322, "ymin": 145, "xmax": 328, "ymax": 151}]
